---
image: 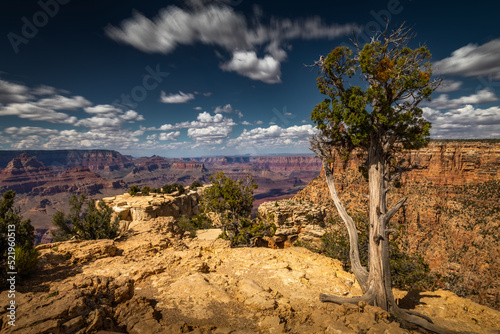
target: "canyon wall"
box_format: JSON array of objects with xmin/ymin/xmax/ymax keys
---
[{"xmin": 294, "ymin": 140, "xmax": 500, "ymax": 309}]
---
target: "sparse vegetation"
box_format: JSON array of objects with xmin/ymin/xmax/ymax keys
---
[
  {"xmin": 177, "ymin": 214, "xmax": 212, "ymax": 238},
  {"xmin": 128, "ymin": 185, "xmax": 141, "ymax": 196},
  {"xmin": 0, "ymin": 190, "xmax": 38, "ymax": 279},
  {"xmin": 189, "ymin": 180, "xmax": 203, "ymax": 190},
  {"xmin": 52, "ymin": 194, "xmax": 120, "ymax": 241},
  {"xmin": 162, "ymin": 183, "xmax": 185, "ymax": 195},
  {"xmin": 141, "ymin": 186, "xmax": 151, "ymax": 196},
  {"xmin": 201, "ymin": 172, "xmax": 275, "ymax": 246}
]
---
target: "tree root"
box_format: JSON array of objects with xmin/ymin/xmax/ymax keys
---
[
  {"xmin": 402, "ymin": 309, "xmax": 433, "ymax": 324},
  {"xmin": 319, "ymin": 292, "xmax": 464, "ymax": 334},
  {"xmin": 319, "ymin": 286, "xmax": 374, "ymax": 304}
]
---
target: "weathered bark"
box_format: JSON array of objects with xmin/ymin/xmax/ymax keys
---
[{"xmin": 322, "ymin": 160, "xmax": 369, "ymax": 291}]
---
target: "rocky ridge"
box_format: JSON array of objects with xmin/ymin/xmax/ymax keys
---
[{"xmin": 1, "ymin": 216, "xmax": 499, "ymax": 333}]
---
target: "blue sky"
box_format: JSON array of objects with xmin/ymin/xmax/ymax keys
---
[{"xmin": 0, "ymin": 0, "xmax": 499, "ymax": 157}]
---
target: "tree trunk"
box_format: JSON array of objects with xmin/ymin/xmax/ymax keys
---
[{"xmin": 366, "ymin": 144, "xmax": 391, "ymax": 310}]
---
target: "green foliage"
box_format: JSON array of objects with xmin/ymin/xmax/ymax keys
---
[
  {"xmin": 129, "ymin": 185, "xmax": 141, "ymax": 196},
  {"xmin": 0, "ymin": 191, "xmax": 38, "ymax": 278},
  {"xmin": 52, "ymin": 194, "xmax": 119, "ymax": 241},
  {"xmin": 141, "ymin": 186, "xmax": 151, "ymax": 196},
  {"xmin": 177, "ymin": 214, "xmax": 212, "ymax": 238},
  {"xmin": 14, "ymin": 245, "xmax": 39, "ymax": 277},
  {"xmin": 162, "ymin": 183, "xmax": 185, "ymax": 194},
  {"xmin": 189, "ymin": 180, "xmax": 203, "ymax": 190},
  {"xmin": 201, "ymin": 172, "xmax": 258, "ymax": 245},
  {"xmin": 219, "ymin": 218, "xmax": 276, "ymax": 247},
  {"xmin": 311, "ymin": 26, "xmax": 439, "ymax": 159}
]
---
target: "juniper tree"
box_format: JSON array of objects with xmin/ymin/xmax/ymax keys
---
[
  {"xmin": 52, "ymin": 194, "xmax": 119, "ymax": 241},
  {"xmin": 201, "ymin": 172, "xmax": 257, "ymax": 238},
  {"xmin": 310, "ymin": 24, "xmax": 448, "ymax": 332}
]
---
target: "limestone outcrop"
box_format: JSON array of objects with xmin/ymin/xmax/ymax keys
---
[
  {"xmin": 258, "ymin": 199, "xmax": 327, "ymax": 248},
  {"xmin": 102, "ymin": 187, "xmax": 208, "ymax": 223},
  {"xmin": 1, "ymin": 216, "xmax": 499, "ymax": 333}
]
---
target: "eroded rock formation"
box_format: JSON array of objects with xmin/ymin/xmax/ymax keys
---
[{"xmin": 1, "ymin": 216, "xmax": 499, "ymax": 333}]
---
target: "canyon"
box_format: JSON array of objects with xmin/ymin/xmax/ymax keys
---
[{"xmin": 0, "ymin": 150, "xmax": 322, "ymax": 243}]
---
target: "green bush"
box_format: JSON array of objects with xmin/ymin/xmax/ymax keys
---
[
  {"xmin": 52, "ymin": 195, "xmax": 120, "ymax": 241},
  {"xmin": 142, "ymin": 186, "xmax": 151, "ymax": 196},
  {"xmin": 189, "ymin": 180, "xmax": 203, "ymax": 190},
  {"xmin": 129, "ymin": 185, "xmax": 141, "ymax": 196},
  {"xmin": 201, "ymin": 172, "xmax": 258, "ymax": 245},
  {"xmin": 162, "ymin": 183, "xmax": 185, "ymax": 194},
  {"xmin": 1, "ymin": 191, "xmax": 37, "ymax": 279},
  {"xmin": 219, "ymin": 218, "xmax": 276, "ymax": 246},
  {"xmin": 177, "ymin": 214, "xmax": 213, "ymax": 238},
  {"xmin": 14, "ymin": 246, "xmax": 39, "ymax": 277}
]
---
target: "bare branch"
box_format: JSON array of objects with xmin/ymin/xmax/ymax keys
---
[
  {"xmin": 383, "ymin": 197, "xmax": 407, "ymax": 226},
  {"xmin": 322, "ymin": 159, "xmax": 369, "ymax": 289}
]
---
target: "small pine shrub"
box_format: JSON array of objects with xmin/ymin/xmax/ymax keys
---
[
  {"xmin": 177, "ymin": 214, "xmax": 212, "ymax": 238},
  {"xmin": 14, "ymin": 246, "xmax": 39, "ymax": 277},
  {"xmin": 142, "ymin": 186, "xmax": 150, "ymax": 196},
  {"xmin": 189, "ymin": 180, "xmax": 203, "ymax": 190},
  {"xmin": 129, "ymin": 185, "xmax": 141, "ymax": 196}
]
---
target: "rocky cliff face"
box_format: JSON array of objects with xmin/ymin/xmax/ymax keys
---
[
  {"xmin": 294, "ymin": 140, "xmax": 500, "ymax": 310},
  {"xmin": 0, "ymin": 154, "xmax": 124, "ymax": 196},
  {"xmin": 102, "ymin": 187, "xmax": 206, "ymax": 223},
  {"xmin": 258, "ymin": 199, "xmax": 327, "ymax": 248},
  {"xmin": 2, "ymin": 216, "xmax": 499, "ymax": 333},
  {"xmin": 0, "ymin": 149, "xmax": 134, "ymax": 171}
]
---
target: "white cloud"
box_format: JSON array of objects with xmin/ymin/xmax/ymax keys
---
[
  {"xmin": 220, "ymin": 51, "xmax": 281, "ymax": 83},
  {"xmin": 241, "ymin": 121, "xmax": 251, "ymax": 125},
  {"xmin": 0, "ymin": 103, "xmax": 77, "ymax": 124},
  {"xmin": 105, "ymin": 3, "xmax": 359, "ymax": 83},
  {"xmin": 36, "ymin": 95, "xmax": 92, "ymax": 110},
  {"xmin": 159, "ymin": 131, "xmax": 181, "ymax": 141},
  {"xmin": 255, "ymin": 120, "xmax": 263, "ymax": 125},
  {"xmin": 32, "ymin": 85, "xmax": 67, "ymax": 96},
  {"xmin": 84, "ymin": 104, "xmax": 122, "ymax": 114},
  {"xmin": 427, "ymin": 88, "xmax": 498, "ymax": 109},
  {"xmin": 4, "ymin": 126, "xmax": 59, "ymax": 136},
  {"xmin": 228, "ymin": 124, "xmax": 316, "ymax": 148},
  {"xmin": 193, "ymin": 106, "xmax": 203, "ymax": 110},
  {"xmin": 0, "ymin": 79, "xmax": 31, "ymax": 103},
  {"xmin": 435, "ymin": 80, "xmax": 463, "ymax": 93},
  {"xmin": 160, "ymin": 91, "xmax": 195, "ymax": 103},
  {"xmin": 214, "ymin": 103, "xmax": 243, "ymax": 118},
  {"xmin": 423, "ymin": 105, "xmax": 500, "ymax": 139},
  {"xmin": 159, "ymin": 111, "xmax": 236, "ymax": 130},
  {"xmin": 122, "ymin": 110, "xmax": 144, "ymax": 121},
  {"xmin": 434, "ymin": 39, "xmax": 500, "ymax": 79},
  {"xmin": 188, "ymin": 126, "xmax": 231, "ymax": 144},
  {"xmin": 157, "ymin": 111, "xmax": 236, "ymax": 145}
]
